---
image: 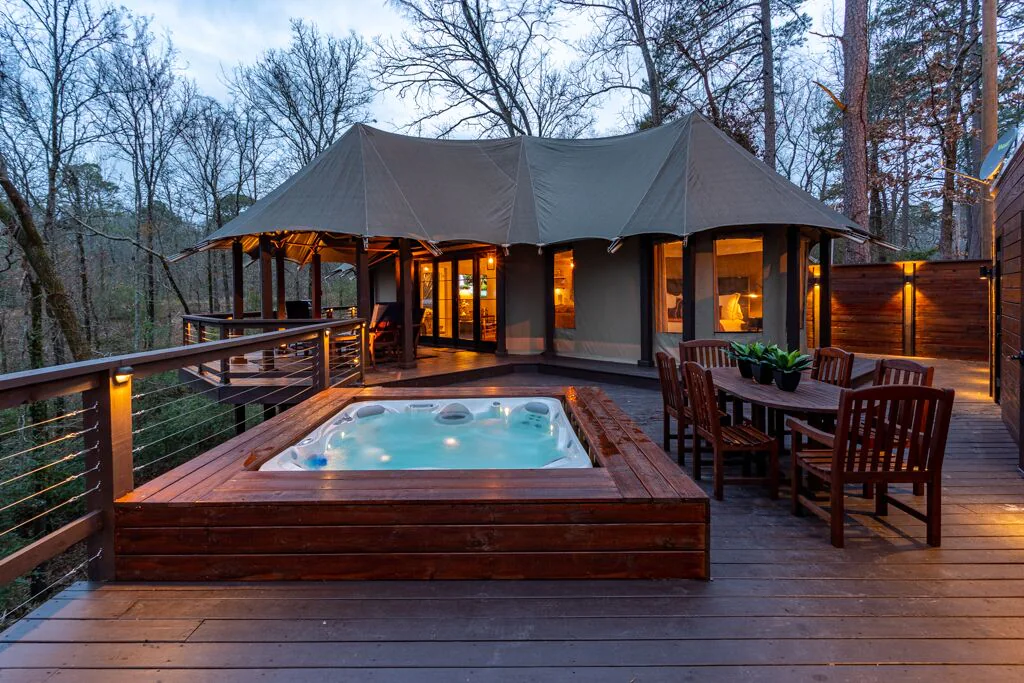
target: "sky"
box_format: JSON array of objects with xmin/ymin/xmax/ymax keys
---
[{"xmin": 118, "ymin": 0, "xmax": 839, "ymax": 137}]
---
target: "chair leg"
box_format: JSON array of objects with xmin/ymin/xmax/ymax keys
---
[
  {"xmin": 713, "ymin": 447, "xmax": 725, "ymax": 501},
  {"xmin": 874, "ymin": 482, "xmax": 888, "ymax": 516},
  {"xmin": 863, "ymin": 483, "xmax": 874, "ymax": 499},
  {"xmin": 767, "ymin": 443, "xmax": 779, "ymax": 501},
  {"xmin": 913, "ymin": 482, "xmax": 925, "ymax": 496},
  {"xmin": 692, "ymin": 431, "xmax": 702, "ymax": 481},
  {"xmin": 662, "ymin": 409, "xmax": 671, "ymax": 452},
  {"xmin": 830, "ymin": 479, "xmax": 845, "ymax": 548},
  {"xmin": 791, "ymin": 454, "xmax": 803, "ymax": 516},
  {"xmin": 927, "ymin": 480, "xmax": 942, "ymax": 547},
  {"xmin": 677, "ymin": 415, "xmax": 687, "ymax": 468}
]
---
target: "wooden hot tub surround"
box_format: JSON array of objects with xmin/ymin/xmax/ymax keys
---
[{"xmin": 115, "ymin": 386, "xmax": 710, "ymax": 580}]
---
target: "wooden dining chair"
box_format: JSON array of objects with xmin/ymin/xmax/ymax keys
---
[
  {"xmin": 680, "ymin": 339, "xmax": 737, "ymax": 368},
  {"xmin": 655, "ymin": 352, "xmax": 688, "ymax": 465},
  {"xmin": 788, "ymin": 384, "xmax": 955, "ymax": 548},
  {"xmin": 682, "ymin": 361, "xmax": 779, "ymax": 501},
  {"xmin": 811, "ymin": 347, "xmax": 855, "ymax": 387}
]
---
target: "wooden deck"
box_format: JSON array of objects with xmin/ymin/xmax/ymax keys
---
[{"xmin": 3, "ymin": 358, "xmax": 1023, "ymax": 679}]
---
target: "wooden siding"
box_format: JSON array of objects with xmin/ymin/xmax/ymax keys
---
[
  {"xmin": 114, "ymin": 386, "xmax": 710, "ymax": 581},
  {"xmin": 914, "ymin": 261, "xmax": 989, "ymax": 360},
  {"xmin": 997, "ymin": 143, "xmax": 1024, "ymax": 446}
]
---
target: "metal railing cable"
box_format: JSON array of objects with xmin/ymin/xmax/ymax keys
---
[
  {"xmin": 0, "ymin": 464, "xmax": 99, "ymax": 516},
  {"xmin": 0, "ymin": 482, "xmax": 100, "ymax": 540},
  {"xmin": 0, "ymin": 403, "xmax": 95, "ymax": 442},
  {"xmin": 0, "ymin": 426, "xmax": 97, "ymax": 465},
  {"xmin": 1, "ymin": 549, "xmax": 102, "ymax": 625},
  {"xmin": 0, "ymin": 445, "xmax": 95, "ymax": 489}
]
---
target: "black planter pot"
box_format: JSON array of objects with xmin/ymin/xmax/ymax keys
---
[
  {"xmin": 737, "ymin": 359, "xmax": 753, "ymax": 379},
  {"xmin": 773, "ymin": 369, "xmax": 802, "ymax": 392},
  {"xmin": 752, "ymin": 362, "xmax": 774, "ymax": 385}
]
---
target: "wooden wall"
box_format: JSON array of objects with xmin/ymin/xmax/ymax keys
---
[
  {"xmin": 806, "ymin": 259, "xmax": 989, "ymax": 362},
  {"xmin": 997, "ymin": 144, "xmax": 1024, "ymax": 445}
]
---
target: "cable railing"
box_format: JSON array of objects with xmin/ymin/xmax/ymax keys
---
[{"xmin": 0, "ymin": 317, "xmax": 366, "ymax": 626}]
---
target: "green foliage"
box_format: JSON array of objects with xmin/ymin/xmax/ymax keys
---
[{"xmin": 768, "ymin": 347, "xmax": 813, "ymax": 373}]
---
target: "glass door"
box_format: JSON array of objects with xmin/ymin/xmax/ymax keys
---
[
  {"xmin": 437, "ymin": 261, "xmax": 453, "ymax": 341},
  {"xmin": 417, "ymin": 251, "xmax": 497, "ymax": 351},
  {"xmin": 457, "ymin": 259, "xmax": 475, "ymax": 344},
  {"xmin": 479, "ymin": 253, "xmax": 497, "ymax": 342}
]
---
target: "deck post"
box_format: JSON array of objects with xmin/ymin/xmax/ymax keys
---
[
  {"xmin": 275, "ymin": 246, "xmax": 286, "ymax": 321},
  {"xmin": 398, "ymin": 238, "xmax": 417, "ymax": 369},
  {"xmin": 82, "ymin": 370, "xmax": 134, "ymax": 581},
  {"xmin": 682, "ymin": 238, "xmax": 696, "ymax": 342},
  {"xmin": 495, "ymin": 248, "xmax": 508, "ymax": 356},
  {"xmin": 230, "ymin": 239, "xmax": 245, "ymax": 365},
  {"xmin": 786, "ymin": 225, "xmax": 801, "ymax": 351},
  {"xmin": 234, "ymin": 405, "xmax": 246, "ymax": 435},
  {"xmin": 356, "ymin": 239, "xmax": 371, "ymax": 320},
  {"xmin": 259, "ymin": 235, "xmax": 274, "ymax": 370},
  {"xmin": 313, "ymin": 328, "xmax": 331, "ymax": 390},
  {"xmin": 311, "ymin": 252, "xmax": 323, "ymax": 319},
  {"xmin": 638, "ymin": 236, "xmax": 654, "ymax": 367},
  {"xmin": 819, "ymin": 233, "xmax": 832, "ymax": 348},
  {"xmin": 543, "ymin": 247, "xmax": 555, "ymax": 355}
]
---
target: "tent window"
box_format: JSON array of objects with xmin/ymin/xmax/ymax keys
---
[
  {"xmin": 714, "ymin": 237, "xmax": 763, "ymax": 333},
  {"xmin": 554, "ymin": 250, "xmax": 575, "ymax": 329},
  {"xmin": 655, "ymin": 241, "xmax": 684, "ymax": 334},
  {"xmin": 480, "ymin": 253, "xmax": 497, "ymax": 342},
  {"xmin": 420, "ymin": 262, "xmax": 434, "ymax": 336}
]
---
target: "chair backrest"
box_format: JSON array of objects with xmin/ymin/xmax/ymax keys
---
[
  {"xmin": 872, "ymin": 358, "xmax": 934, "ymax": 387},
  {"xmin": 834, "ymin": 384, "xmax": 955, "ymax": 476},
  {"xmin": 655, "ymin": 352, "xmax": 683, "ymax": 413},
  {"xmin": 811, "ymin": 347, "xmax": 855, "ymax": 387},
  {"xmin": 682, "ymin": 361, "xmax": 722, "ymax": 443},
  {"xmin": 681, "ymin": 339, "xmax": 736, "ymax": 368}
]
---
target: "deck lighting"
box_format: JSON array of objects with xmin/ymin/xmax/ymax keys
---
[
  {"xmin": 607, "ymin": 238, "xmax": 623, "ymax": 254},
  {"xmin": 113, "ymin": 366, "xmax": 133, "ymax": 385}
]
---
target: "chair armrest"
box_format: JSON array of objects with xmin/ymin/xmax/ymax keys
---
[{"xmin": 786, "ymin": 417, "xmax": 835, "ymax": 449}]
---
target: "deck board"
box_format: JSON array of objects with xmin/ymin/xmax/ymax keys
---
[{"xmin": 3, "ymin": 357, "xmax": 1024, "ymax": 678}]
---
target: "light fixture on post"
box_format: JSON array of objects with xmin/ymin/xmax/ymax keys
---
[
  {"xmin": 113, "ymin": 366, "xmax": 133, "ymax": 385},
  {"xmin": 607, "ymin": 238, "xmax": 623, "ymax": 255}
]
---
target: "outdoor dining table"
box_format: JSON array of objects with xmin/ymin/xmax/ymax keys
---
[{"xmin": 709, "ymin": 366, "xmax": 845, "ymax": 451}]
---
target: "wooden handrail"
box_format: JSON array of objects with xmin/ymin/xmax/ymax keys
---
[{"xmin": 0, "ymin": 319, "xmax": 365, "ymax": 410}]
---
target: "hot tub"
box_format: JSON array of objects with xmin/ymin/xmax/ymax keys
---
[{"xmin": 259, "ymin": 396, "xmax": 592, "ymax": 471}]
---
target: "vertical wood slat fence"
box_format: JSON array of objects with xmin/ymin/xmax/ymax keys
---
[
  {"xmin": 806, "ymin": 259, "xmax": 989, "ymax": 362},
  {"xmin": 0, "ymin": 319, "xmax": 366, "ymax": 595}
]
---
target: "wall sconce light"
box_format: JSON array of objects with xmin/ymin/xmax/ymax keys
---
[
  {"xmin": 979, "ymin": 264, "xmax": 994, "ymax": 280},
  {"xmin": 113, "ymin": 366, "xmax": 133, "ymax": 385},
  {"xmin": 487, "ymin": 255, "xmax": 495, "ymax": 267}
]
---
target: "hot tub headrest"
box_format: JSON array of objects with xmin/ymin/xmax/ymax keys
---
[{"xmin": 435, "ymin": 403, "xmax": 473, "ymax": 425}]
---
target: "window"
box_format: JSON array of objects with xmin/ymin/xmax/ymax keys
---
[
  {"xmin": 553, "ymin": 249, "xmax": 575, "ymax": 329},
  {"xmin": 419, "ymin": 262, "xmax": 434, "ymax": 336},
  {"xmin": 479, "ymin": 253, "xmax": 497, "ymax": 342},
  {"xmin": 655, "ymin": 241, "xmax": 684, "ymax": 333},
  {"xmin": 714, "ymin": 237, "xmax": 763, "ymax": 333},
  {"xmin": 437, "ymin": 261, "xmax": 452, "ymax": 338}
]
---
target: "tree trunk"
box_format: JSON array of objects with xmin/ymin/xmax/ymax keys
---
[
  {"xmin": 980, "ymin": 0, "xmax": 997, "ymax": 260},
  {"xmin": 630, "ymin": 0, "xmax": 661, "ymax": 128},
  {"xmin": 144, "ymin": 194, "xmax": 156, "ymax": 348},
  {"xmin": 868, "ymin": 139, "xmax": 882, "ymax": 259},
  {"xmin": 760, "ymin": 0, "xmax": 777, "ymax": 169},
  {"xmin": 75, "ymin": 230, "xmax": 93, "ymax": 349},
  {"xmin": 841, "ymin": 0, "xmax": 871, "ymax": 262},
  {"xmin": 940, "ymin": 136, "xmax": 958, "ymax": 259}
]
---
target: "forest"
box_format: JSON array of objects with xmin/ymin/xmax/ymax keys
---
[{"xmin": 1, "ymin": 0, "xmax": 1023, "ymax": 373}]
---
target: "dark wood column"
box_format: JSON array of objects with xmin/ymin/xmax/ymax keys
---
[
  {"xmin": 231, "ymin": 240, "xmax": 244, "ymax": 320},
  {"xmin": 398, "ymin": 238, "xmax": 416, "ymax": 368},
  {"xmin": 356, "ymin": 240, "xmax": 371, "ymax": 321},
  {"xmin": 258, "ymin": 235, "xmax": 274, "ymax": 319},
  {"xmin": 311, "ymin": 252, "xmax": 323, "ymax": 319},
  {"xmin": 819, "ymin": 232, "xmax": 832, "ymax": 348},
  {"xmin": 638, "ymin": 236, "xmax": 654, "ymax": 367},
  {"xmin": 786, "ymin": 225, "xmax": 801, "ymax": 351},
  {"xmin": 495, "ymin": 249, "xmax": 508, "ymax": 356},
  {"xmin": 543, "ymin": 247, "xmax": 555, "ymax": 356},
  {"xmin": 275, "ymin": 246, "xmax": 286, "ymax": 320},
  {"xmin": 682, "ymin": 238, "xmax": 696, "ymax": 341}
]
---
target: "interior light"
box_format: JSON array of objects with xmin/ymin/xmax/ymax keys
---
[
  {"xmin": 113, "ymin": 366, "xmax": 133, "ymax": 385},
  {"xmin": 487, "ymin": 256, "xmax": 494, "ymax": 267}
]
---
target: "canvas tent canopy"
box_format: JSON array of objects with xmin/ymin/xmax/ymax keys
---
[{"xmin": 174, "ymin": 112, "xmax": 870, "ymax": 265}]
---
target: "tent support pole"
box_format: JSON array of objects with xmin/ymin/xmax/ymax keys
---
[
  {"xmin": 786, "ymin": 225, "xmax": 801, "ymax": 351},
  {"xmin": 496, "ymin": 249, "xmax": 507, "ymax": 356},
  {"xmin": 819, "ymin": 233, "xmax": 832, "ymax": 348},
  {"xmin": 638, "ymin": 236, "xmax": 654, "ymax": 367},
  {"xmin": 682, "ymin": 238, "xmax": 696, "ymax": 342},
  {"xmin": 543, "ymin": 248, "xmax": 555, "ymax": 356},
  {"xmin": 311, "ymin": 252, "xmax": 322, "ymax": 319},
  {"xmin": 275, "ymin": 246, "xmax": 286, "ymax": 320},
  {"xmin": 258, "ymin": 235, "xmax": 274, "ymax": 370},
  {"xmin": 356, "ymin": 240, "xmax": 371, "ymax": 321},
  {"xmin": 398, "ymin": 238, "xmax": 417, "ymax": 369},
  {"xmin": 231, "ymin": 240, "xmax": 244, "ymax": 321}
]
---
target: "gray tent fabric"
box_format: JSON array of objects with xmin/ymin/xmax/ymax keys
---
[{"xmin": 180, "ymin": 112, "xmax": 867, "ymax": 260}]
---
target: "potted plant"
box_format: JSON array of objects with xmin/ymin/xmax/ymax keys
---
[
  {"xmin": 728, "ymin": 342, "xmax": 754, "ymax": 378},
  {"xmin": 749, "ymin": 342, "xmax": 777, "ymax": 385},
  {"xmin": 769, "ymin": 347, "xmax": 813, "ymax": 392}
]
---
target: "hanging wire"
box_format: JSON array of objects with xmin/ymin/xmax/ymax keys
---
[
  {"xmin": 132, "ymin": 378, "xmax": 224, "ymax": 413},
  {"xmin": 0, "ymin": 483, "xmax": 100, "ymax": 540},
  {"xmin": 0, "ymin": 426, "xmax": 96, "ymax": 464},
  {"xmin": 0, "ymin": 445, "xmax": 95, "ymax": 489},
  {"xmin": 0, "ymin": 464, "xmax": 99, "ymax": 515},
  {"xmin": 1, "ymin": 549, "xmax": 102, "ymax": 625},
  {"xmin": 0, "ymin": 403, "xmax": 96, "ymax": 442}
]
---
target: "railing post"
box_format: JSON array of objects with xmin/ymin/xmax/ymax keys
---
[
  {"xmin": 82, "ymin": 369, "xmax": 134, "ymax": 581},
  {"xmin": 359, "ymin": 323, "xmax": 367, "ymax": 385},
  {"xmin": 312, "ymin": 328, "xmax": 331, "ymax": 392}
]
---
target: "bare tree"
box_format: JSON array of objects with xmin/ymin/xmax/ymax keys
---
[
  {"xmin": 841, "ymin": 0, "xmax": 870, "ymax": 261},
  {"xmin": 376, "ymin": 0, "xmax": 598, "ymax": 138},
  {"xmin": 97, "ymin": 17, "xmax": 193, "ymax": 348},
  {"xmin": 232, "ymin": 20, "xmax": 373, "ymax": 169}
]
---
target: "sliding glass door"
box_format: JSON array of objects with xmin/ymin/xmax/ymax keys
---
[{"xmin": 417, "ymin": 250, "xmax": 497, "ymax": 351}]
